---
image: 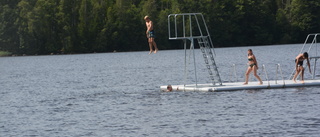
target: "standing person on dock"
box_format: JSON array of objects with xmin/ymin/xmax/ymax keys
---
[
  {"xmin": 243, "ymin": 49, "xmax": 263, "ymax": 85},
  {"xmin": 293, "ymin": 52, "xmax": 311, "ymax": 83},
  {"xmin": 144, "ymin": 16, "xmax": 158, "ymax": 54}
]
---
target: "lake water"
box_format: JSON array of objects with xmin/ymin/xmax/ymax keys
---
[{"xmin": 1, "ymin": 44, "xmax": 320, "ymax": 136}]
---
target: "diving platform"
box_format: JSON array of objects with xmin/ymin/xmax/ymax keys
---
[
  {"xmin": 160, "ymin": 80, "xmax": 320, "ymax": 92},
  {"xmin": 162, "ymin": 13, "xmax": 320, "ymax": 92}
]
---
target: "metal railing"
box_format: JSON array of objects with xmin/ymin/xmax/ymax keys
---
[
  {"xmin": 228, "ymin": 63, "xmax": 291, "ymax": 86},
  {"xmin": 261, "ymin": 65, "xmax": 270, "ymax": 86},
  {"xmin": 229, "ymin": 64, "xmax": 269, "ymax": 85},
  {"xmin": 310, "ymin": 56, "xmax": 320, "ymax": 79},
  {"xmin": 168, "ymin": 13, "xmax": 216, "ymax": 56},
  {"xmin": 275, "ymin": 64, "xmax": 285, "ymax": 85},
  {"xmin": 289, "ymin": 33, "xmax": 320, "ymax": 80},
  {"xmin": 229, "ymin": 64, "xmax": 238, "ymax": 82}
]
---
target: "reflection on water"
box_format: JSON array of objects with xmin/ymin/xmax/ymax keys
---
[{"xmin": 0, "ymin": 44, "xmax": 320, "ymax": 136}]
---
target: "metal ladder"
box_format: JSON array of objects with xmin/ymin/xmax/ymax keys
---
[{"xmin": 197, "ymin": 36, "xmax": 222, "ymax": 85}]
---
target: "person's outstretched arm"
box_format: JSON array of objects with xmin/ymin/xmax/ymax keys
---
[{"xmin": 307, "ymin": 58, "xmax": 312, "ymax": 73}]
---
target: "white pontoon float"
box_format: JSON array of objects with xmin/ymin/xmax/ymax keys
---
[{"xmin": 160, "ymin": 13, "xmax": 320, "ymax": 92}]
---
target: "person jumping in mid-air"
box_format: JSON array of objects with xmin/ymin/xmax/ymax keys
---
[
  {"xmin": 144, "ymin": 16, "xmax": 158, "ymax": 54},
  {"xmin": 293, "ymin": 52, "xmax": 311, "ymax": 83}
]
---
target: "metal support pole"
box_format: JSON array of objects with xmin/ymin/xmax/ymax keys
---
[
  {"xmin": 276, "ymin": 64, "xmax": 285, "ymax": 85},
  {"xmin": 276, "ymin": 64, "xmax": 279, "ymax": 84},
  {"xmin": 279, "ymin": 64, "xmax": 285, "ymax": 86},
  {"xmin": 184, "ymin": 39, "xmax": 187, "ymax": 91},
  {"xmin": 313, "ymin": 58, "xmax": 317, "ymax": 79},
  {"xmin": 175, "ymin": 15, "xmax": 177, "ymax": 38},
  {"xmin": 316, "ymin": 34, "xmax": 318, "ymax": 57},
  {"xmin": 229, "ymin": 64, "xmax": 238, "ymax": 82},
  {"xmin": 234, "ymin": 64, "xmax": 238, "ymax": 82},
  {"xmin": 191, "ymin": 39, "xmax": 198, "ymax": 87},
  {"xmin": 189, "ymin": 15, "xmax": 192, "ymax": 38},
  {"xmin": 183, "ymin": 15, "xmax": 185, "ymax": 37},
  {"xmin": 262, "ymin": 65, "xmax": 270, "ymax": 86},
  {"xmin": 168, "ymin": 15, "xmax": 170, "ymax": 38}
]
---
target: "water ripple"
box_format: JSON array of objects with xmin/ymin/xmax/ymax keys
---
[{"xmin": 1, "ymin": 45, "xmax": 320, "ymax": 136}]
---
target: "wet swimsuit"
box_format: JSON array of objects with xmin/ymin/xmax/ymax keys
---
[
  {"xmin": 148, "ymin": 30, "xmax": 155, "ymax": 38},
  {"xmin": 295, "ymin": 59, "xmax": 303, "ymax": 66},
  {"xmin": 249, "ymin": 63, "xmax": 256, "ymax": 68},
  {"xmin": 248, "ymin": 57, "xmax": 255, "ymax": 68}
]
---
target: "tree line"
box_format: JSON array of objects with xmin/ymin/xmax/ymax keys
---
[{"xmin": 0, "ymin": 0, "xmax": 319, "ymax": 55}]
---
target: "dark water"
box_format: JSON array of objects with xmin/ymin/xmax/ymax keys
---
[{"xmin": 1, "ymin": 44, "xmax": 320, "ymax": 136}]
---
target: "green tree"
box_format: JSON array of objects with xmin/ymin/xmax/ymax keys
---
[
  {"xmin": 56, "ymin": 0, "xmax": 81, "ymax": 53},
  {"xmin": 289, "ymin": 0, "xmax": 320, "ymax": 42},
  {"xmin": 1, "ymin": 0, "xmax": 320, "ymax": 55},
  {"xmin": 16, "ymin": 0, "xmax": 38, "ymax": 54},
  {"xmin": 27, "ymin": 0, "xmax": 61, "ymax": 54},
  {"xmin": 89, "ymin": 0, "xmax": 111, "ymax": 52},
  {"xmin": 0, "ymin": 1, "xmax": 20, "ymax": 53},
  {"xmin": 157, "ymin": 0, "xmax": 181, "ymax": 49}
]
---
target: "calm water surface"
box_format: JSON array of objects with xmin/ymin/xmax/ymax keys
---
[{"xmin": 1, "ymin": 44, "xmax": 320, "ymax": 136}]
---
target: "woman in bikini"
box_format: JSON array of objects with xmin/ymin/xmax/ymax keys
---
[
  {"xmin": 244, "ymin": 49, "xmax": 263, "ymax": 85},
  {"xmin": 292, "ymin": 52, "xmax": 311, "ymax": 83}
]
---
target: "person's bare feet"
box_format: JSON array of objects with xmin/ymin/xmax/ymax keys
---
[
  {"xmin": 259, "ymin": 82, "xmax": 263, "ymax": 85},
  {"xmin": 243, "ymin": 83, "xmax": 248, "ymax": 85},
  {"xmin": 149, "ymin": 50, "xmax": 153, "ymax": 54},
  {"xmin": 301, "ymin": 80, "xmax": 305, "ymax": 84},
  {"xmin": 292, "ymin": 79, "xmax": 297, "ymax": 83},
  {"xmin": 154, "ymin": 49, "xmax": 158, "ymax": 53}
]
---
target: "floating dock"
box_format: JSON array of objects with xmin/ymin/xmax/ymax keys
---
[
  {"xmin": 162, "ymin": 13, "xmax": 320, "ymax": 92},
  {"xmin": 160, "ymin": 80, "xmax": 320, "ymax": 92}
]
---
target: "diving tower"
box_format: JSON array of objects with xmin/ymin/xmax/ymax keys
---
[{"xmin": 167, "ymin": 13, "xmax": 222, "ymax": 87}]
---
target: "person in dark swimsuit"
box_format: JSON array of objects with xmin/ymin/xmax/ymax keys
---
[
  {"xmin": 293, "ymin": 52, "xmax": 311, "ymax": 83},
  {"xmin": 244, "ymin": 49, "xmax": 263, "ymax": 85}
]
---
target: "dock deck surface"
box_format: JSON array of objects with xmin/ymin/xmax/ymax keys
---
[{"xmin": 160, "ymin": 80, "xmax": 320, "ymax": 92}]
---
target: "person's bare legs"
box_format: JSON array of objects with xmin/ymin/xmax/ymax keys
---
[
  {"xmin": 243, "ymin": 67, "xmax": 252, "ymax": 85},
  {"xmin": 151, "ymin": 38, "xmax": 158, "ymax": 53},
  {"xmin": 292, "ymin": 71, "xmax": 299, "ymax": 83},
  {"xmin": 253, "ymin": 66, "xmax": 263, "ymax": 85},
  {"xmin": 300, "ymin": 67, "xmax": 305, "ymax": 83},
  {"xmin": 292, "ymin": 66, "xmax": 301, "ymax": 83},
  {"xmin": 148, "ymin": 38, "xmax": 153, "ymax": 54}
]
